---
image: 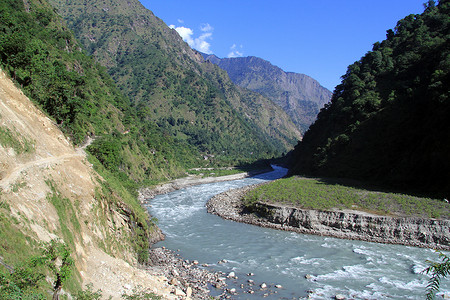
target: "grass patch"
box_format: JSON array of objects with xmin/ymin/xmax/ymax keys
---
[
  {"xmin": 187, "ymin": 162, "xmax": 272, "ymax": 178},
  {"xmin": 187, "ymin": 168, "xmax": 245, "ymax": 177},
  {"xmin": 45, "ymin": 180, "xmax": 81, "ymax": 249},
  {"xmin": 0, "ymin": 126, "xmax": 35, "ymax": 154},
  {"xmin": 243, "ymin": 176, "xmax": 450, "ymax": 219},
  {"xmin": 87, "ymin": 153, "xmax": 157, "ymax": 264},
  {"xmin": 45, "ymin": 180, "xmax": 82, "ymax": 292},
  {"xmin": 0, "ymin": 208, "xmax": 40, "ymax": 268}
]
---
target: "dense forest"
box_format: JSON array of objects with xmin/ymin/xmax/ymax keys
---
[{"xmin": 289, "ymin": 0, "xmax": 450, "ymax": 197}]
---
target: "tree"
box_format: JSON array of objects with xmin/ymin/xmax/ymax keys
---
[
  {"xmin": 423, "ymin": 251, "xmax": 450, "ymax": 299},
  {"xmin": 0, "ymin": 239, "xmax": 74, "ymax": 299}
]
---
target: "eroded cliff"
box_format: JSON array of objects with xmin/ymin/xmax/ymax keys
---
[{"xmin": 207, "ymin": 185, "xmax": 450, "ymax": 250}]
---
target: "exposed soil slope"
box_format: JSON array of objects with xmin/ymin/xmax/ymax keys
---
[{"xmin": 0, "ymin": 68, "xmax": 194, "ymax": 299}]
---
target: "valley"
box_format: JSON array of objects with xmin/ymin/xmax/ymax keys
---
[{"xmin": 0, "ymin": 0, "xmax": 449, "ymax": 299}]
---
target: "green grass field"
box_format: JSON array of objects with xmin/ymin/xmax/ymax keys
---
[{"xmin": 242, "ymin": 176, "xmax": 449, "ymax": 219}]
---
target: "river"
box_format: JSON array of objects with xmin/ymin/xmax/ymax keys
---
[{"xmin": 145, "ymin": 166, "xmax": 449, "ymax": 299}]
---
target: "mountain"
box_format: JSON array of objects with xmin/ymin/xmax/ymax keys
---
[
  {"xmin": 0, "ymin": 0, "xmax": 299, "ymax": 296},
  {"xmin": 288, "ymin": 1, "xmax": 450, "ymax": 197},
  {"xmin": 0, "ymin": 0, "xmax": 167, "ymax": 284},
  {"xmin": 47, "ymin": 0, "xmax": 302, "ymax": 162},
  {"xmin": 203, "ymin": 54, "xmax": 332, "ymax": 134},
  {"xmin": 0, "ymin": 65, "xmax": 172, "ymax": 297}
]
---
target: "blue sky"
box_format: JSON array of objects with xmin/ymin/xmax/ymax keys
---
[{"xmin": 140, "ymin": 0, "xmax": 427, "ymax": 91}]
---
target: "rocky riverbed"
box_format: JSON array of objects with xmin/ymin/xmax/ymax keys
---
[
  {"xmin": 206, "ymin": 185, "xmax": 450, "ymax": 250},
  {"xmin": 146, "ymin": 247, "xmax": 286, "ymax": 299},
  {"xmin": 146, "ymin": 247, "xmax": 230, "ymax": 299}
]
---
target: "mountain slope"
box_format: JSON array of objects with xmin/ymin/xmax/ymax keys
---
[
  {"xmin": 0, "ymin": 0, "xmax": 200, "ymax": 187},
  {"xmin": 48, "ymin": 0, "xmax": 302, "ymax": 162},
  {"xmin": 203, "ymin": 54, "xmax": 332, "ymax": 133},
  {"xmin": 289, "ymin": 1, "xmax": 450, "ymax": 197},
  {"xmin": 0, "ymin": 67, "xmax": 172, "ymax": 298}
]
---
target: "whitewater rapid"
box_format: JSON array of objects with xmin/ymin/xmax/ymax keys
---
[{"xmin": 146, "ymin": 166, "xmax": 449, "ymax": 299}]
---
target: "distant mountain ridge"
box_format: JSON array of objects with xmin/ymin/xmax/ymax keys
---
[
  {"xmin": 202, "ymin": 54, "xmax": 332, "ymax": 133},
  {"xmin": 48, "ymin": 0, "xmax": 302, "ymax": 162}
]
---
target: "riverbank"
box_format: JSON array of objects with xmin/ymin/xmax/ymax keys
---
[
  {"xmin": 206, "ymin": 185, "xmax": 450, "ymax": 250},
  {"xmin": 145, "ymin": 247, "xmax": 231, "ymax": 299},
  {"xmin": 138, "ymin": 168, "xmax": 272, "ymax": 202},
  {"xmin": 138, "ymin": 169, "xmax": 272, "ymax": 299}
]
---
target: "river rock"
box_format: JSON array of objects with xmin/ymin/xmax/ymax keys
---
[
  {"xmin": 260, "ymin": 283, "xmax": 267, "ymax": 289},
  {"xmin": 174, "ymin": 289, "xmax": 186, "ymax": 296},
  {"xmin": 275, "ymin": 284, "xmax": 282, "ymax": 288},
  {"xmin": 227, "ymin": 271, "xmax": 236, "ymax": 278},
  {"xmin": 169, "ymin": 278, "xmax": 178, "ymax": 286},
  {"xmin": 186, "ymin": 286, "xmax": 192, "ymax": 297},
  {"xmin": 335, "ymin": 294, "xmax": 346, "ymax": 300},
  {"xmin": 147, "ymin": 247, "xmax": 225, "ymax": 299}
]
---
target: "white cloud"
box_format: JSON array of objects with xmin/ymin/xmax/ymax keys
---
[
  {"xmin": 227, "ymin": 44, "xmax": 244, "ymax": 58},
  {"xmin": 169, "ymin": 23, "xmax": 214, "ymax": 54},
  {"xmin": 177, "ymin": 19, "xmax": 184, "ymax": 24},
  {"xmin": 200, "ymin": 23, "xmax": 213, "ymax": 32}
]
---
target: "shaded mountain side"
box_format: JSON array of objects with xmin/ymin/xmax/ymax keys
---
[
  {"xmin": 288, "ymin": 1, "xmax": 450, "ymax": 197},
  {"xmin": 48, "ymin": 0, "xmax": 302, "ymax": 161},
  {"xmin": 203, "ymin": 54, "xmax": 332, "ymax": 134}
]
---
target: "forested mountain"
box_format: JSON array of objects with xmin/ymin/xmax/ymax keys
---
[
  {"xmin": 47, "ymin": 0, "xmax": 301, "ymax": 163},
  {"xmin": 289, "ymin": 0, "xmax": 450, "ymax": 197},
  {"xmin": 0, "ymin": 0, "xmax": 206, "ymax": 186},
  {"xmin": 203, "ymin": 54, "xmax": 332, "ymax": 134}
]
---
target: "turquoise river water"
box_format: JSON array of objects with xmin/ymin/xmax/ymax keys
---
[{"xmin": 145, "ymin": 166, "xmax": 449, "ymax": 299}]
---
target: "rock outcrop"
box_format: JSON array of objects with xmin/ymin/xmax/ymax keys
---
[{"xmin": 207, "ymin": 185, "xmax": 450, "ymax": 250}]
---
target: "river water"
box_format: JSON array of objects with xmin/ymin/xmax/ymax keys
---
[{"xmin": 146, "ymin": 166, "xmax": 449, "ymax": 299}]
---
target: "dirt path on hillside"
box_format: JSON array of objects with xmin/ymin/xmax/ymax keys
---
[{"xmin": 0, "ymin": 152, "xmax": 83, "ymax": 190}]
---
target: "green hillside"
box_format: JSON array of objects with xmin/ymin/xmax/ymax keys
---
[
  {"xmin": 289, "ymin": 0, "xmax": 450, "ymax": 197},
  {"xmin": 0, "ymin": 0, "xmax": 201, "ymax": 187},
  {"xmin": 47, "ymin": 0, "xmax": 301, "ymax": 163}
]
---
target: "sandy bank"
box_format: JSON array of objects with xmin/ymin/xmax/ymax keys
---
[{"xmin": 138, "ymin": 169, "xmax": 271, "ymax": 202}]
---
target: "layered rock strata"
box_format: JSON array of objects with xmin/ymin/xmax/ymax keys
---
[{"xmin": 207, "ymin": 186, "xmax": 450, "ymax": 250}]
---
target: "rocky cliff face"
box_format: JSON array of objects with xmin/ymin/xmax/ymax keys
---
[
  {"xmin": 203, "ymin": 55, "xmax": 332, "ymax": 134},
  {"xmin": 207, "ymin": 186, "xmax": 450, "ymax": 250}
]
